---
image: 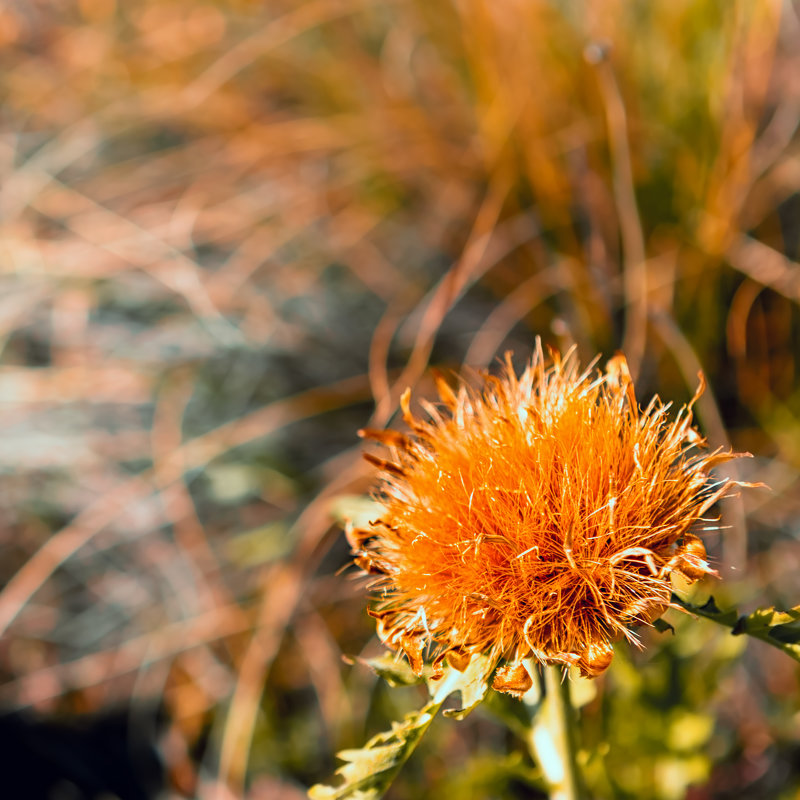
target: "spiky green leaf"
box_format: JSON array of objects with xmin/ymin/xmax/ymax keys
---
[
  {"xmin": 673, "ymin": 594, "xmax": 800, "ymax": 663},
  {"xmin": 653, "ymin": 617, "xmax": 675, "ymax": 635},
  {"xmin": 308, "ymin": 700, "xmax": 440, "ymax": 800},
  {"xmin": 309, "ymin": 656, "xmax": 497, "ymax": 799}
]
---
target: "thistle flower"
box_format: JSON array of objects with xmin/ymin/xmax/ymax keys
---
[{"xmin": 352, "ymin": 345, "xmax": 746, "ymax": 695}]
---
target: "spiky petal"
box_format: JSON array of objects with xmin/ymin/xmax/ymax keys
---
[{"xmin": 354, "ymin": 344, "xmax": 748, "ymax": 691}]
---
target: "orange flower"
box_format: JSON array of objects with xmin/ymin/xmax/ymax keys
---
[{"xmin": 352, "ymin": 345, "xmax": 746, "ymax": 695}]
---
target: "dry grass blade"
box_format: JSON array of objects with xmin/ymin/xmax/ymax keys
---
[
  {"xmin": 0, "ymin": 1, "xmax": 796, "ymax": 797},
  {"xmin": 0, "ymin": 375, "xmax": 372, "ymax": 638}
]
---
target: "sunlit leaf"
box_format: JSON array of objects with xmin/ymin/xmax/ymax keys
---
[
  {"xmin": 310, "ymin": 656, "xmax": 497, "ymax": 799},
  {"xmin": 358, "ymin": 652, "xmax": 423, "ymax": 687},
  {"xmin": 308, "ymin": 699, "xmax": 440, "ymax": 800},
  {"xmin": 439, "ymin": 654, "xmax": 494, "ymax": 719}
]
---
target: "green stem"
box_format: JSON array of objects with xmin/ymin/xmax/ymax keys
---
[{"xmin": 527, "ymin": 664, "xmax": 585, "ymax": 800}]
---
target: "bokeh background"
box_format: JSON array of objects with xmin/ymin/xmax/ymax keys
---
[{"xmin": 0, "ymin": 1, "xmax": 798, "ymax": 798}]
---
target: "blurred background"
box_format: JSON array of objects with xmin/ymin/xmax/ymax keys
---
[{"xmin": 0, "ymin": 1, "xmax": 798, "ymax": 798}]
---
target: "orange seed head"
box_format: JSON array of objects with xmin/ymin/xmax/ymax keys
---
[{"xmin": 354, "ymin": 346, "xmax": 746, "ymax": 691}]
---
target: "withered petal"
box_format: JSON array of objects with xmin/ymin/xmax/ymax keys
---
[
  {"xmin": 432, "ymin": 369, "xmax": 458, "ymax": 409},
  {"xmin": 345, "ymin": 525, "xmax": 374, "ymax": 551},
  {"xmin": 399, "ymin": 632, "xmax": 425, "ymax": 675},
  {"xmin": 354, "ymin": 554, "xmax": 387, "ymax": 575},
  {"xmin": 620, "ymin": 597, "xmax": 669, "ymax": 624},
  {"xmin": 362, "ymin": 452, "xmax": 405, "ymax": 476},
  {"xmin": 675, "ymin": 533, "xmax": 717, "ymax": 581},
  {"xmin": 358, "ymin": 428, "xmax": 411, "ymax": 450},
  {"xmin": 577, "ymin": 640, "xmax": 614, "ymax": 678},
  {"xmin": 430, "ymin": 652, "xmax": 447, "ymax": 680},
  {"xmin": 492, "ymin": 661, "xmax": 533, "ymax": 698},
  {"xmin": 400, "ymin": 388, "xmax": 431, "ymax": 436},
  {"xmin": 606, "ymin": 352, "xmax": 636, "ymax": 410},
  {"xmin": 444, "ymin": 648, "xmax": 471, "ymax": 672}
]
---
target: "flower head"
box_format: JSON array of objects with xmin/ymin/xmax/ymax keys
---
[{"xmin": 352, "ymin": 345, "xmax": 746, "ymax": 694}]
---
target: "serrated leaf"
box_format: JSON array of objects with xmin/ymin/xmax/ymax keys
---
[
  {"xmin": 439, "ymin": 654, "xmax": 494, "ymax": 719},
  {"xmin": 764, "ymin": 622, "xmax": 800, "ymax": 647},
  {"xmin": 673, "ymin": 593, "xmax": 800, "ymax": 664},
  {"xmin": 696, "ymin": 597, "xmax": 739, "ymax": 627},
  {"xmin": 736, "ymin": 605, "xmax": 800, "ymax": 632},
  {"xmin": 308, "ymin": 701, "xmax": 439, "ymax": 800},
  {"xmin": 311, "ymin": 655, "xmax": 498, "ymax": 799}
]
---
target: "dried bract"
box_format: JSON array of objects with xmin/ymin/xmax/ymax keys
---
[{"xmin": 354, "ymin": 345, "xmax": 748, "ymax": 692}]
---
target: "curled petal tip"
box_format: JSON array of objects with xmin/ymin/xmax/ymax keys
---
[
  {"xmin": 578, "ymin": 641, "xmax": 614, "ymax": 678},
  {"xmin": 492, "ymin": 661, "xmax": 533, "ymax": 698}
]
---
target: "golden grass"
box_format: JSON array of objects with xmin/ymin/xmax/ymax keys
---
[{"xmin": 0, "ymin": 0, "xmax": 797, "ymax": 795}]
